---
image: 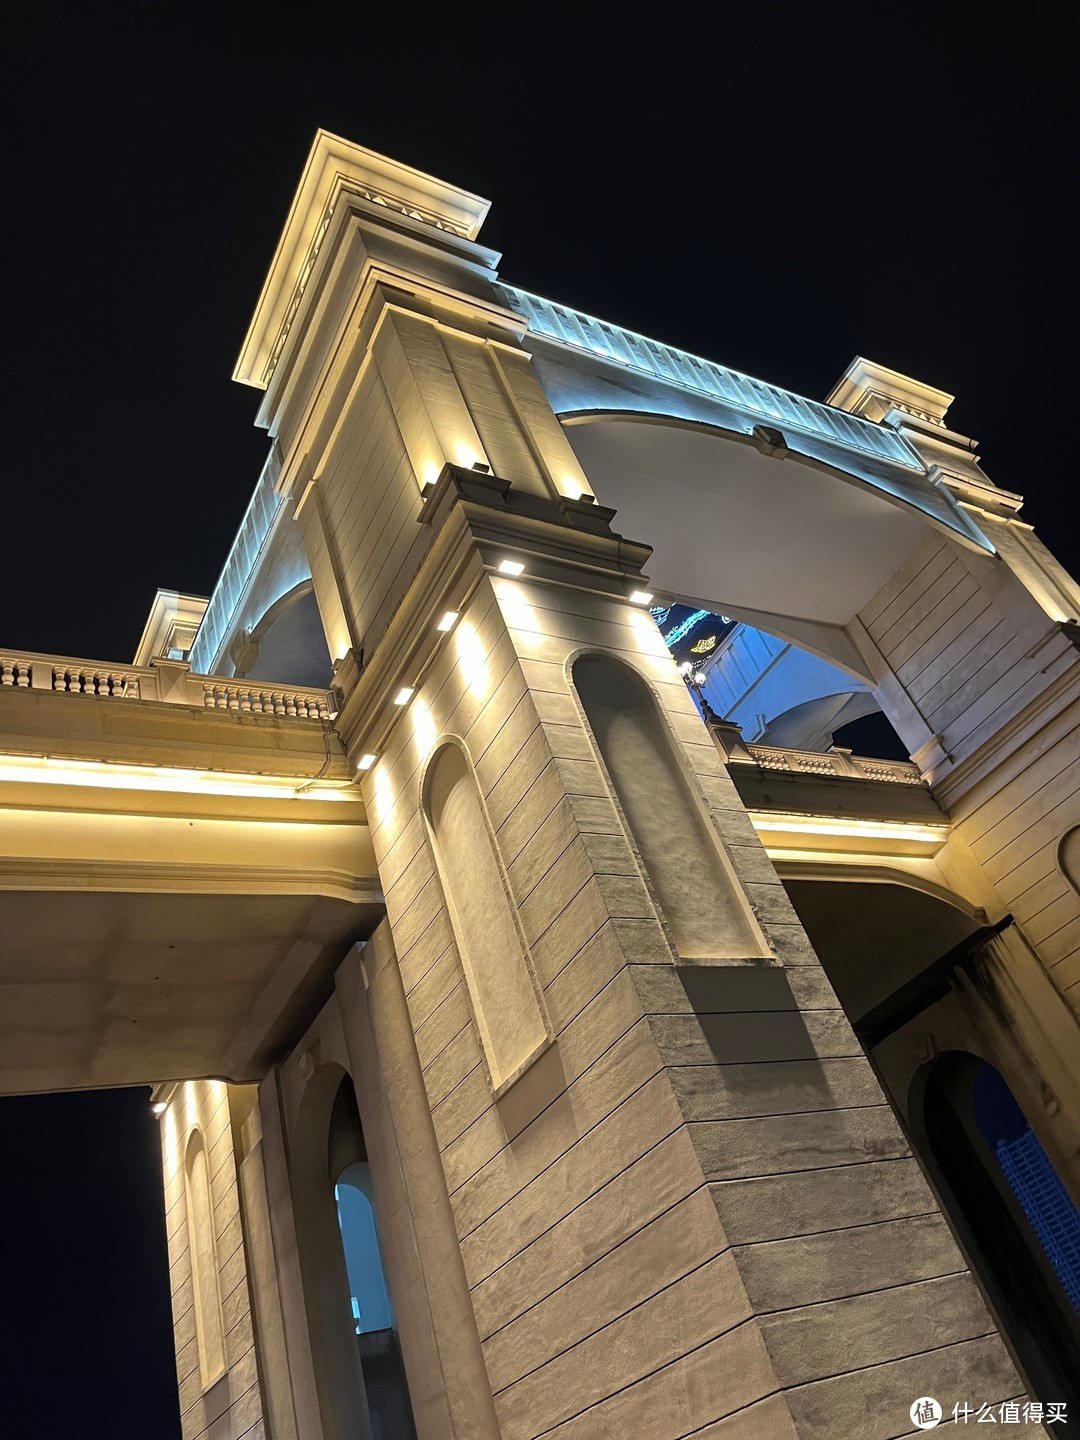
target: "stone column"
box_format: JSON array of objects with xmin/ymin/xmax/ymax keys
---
[{"xmin": 334, "ymin": 474, "xmax": 1035, "ymax": 1440}]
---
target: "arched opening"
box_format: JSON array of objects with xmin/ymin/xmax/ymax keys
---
[
  {"xmin": 783, "ymin": 878, "xmax": 979, "ymax": 1025},
  {"xmin": 183, "ymin": 1128, "xmax": 226, "ymax": 1389},
  {"xmin": 572, "ymin": 653, "xmax": 764, "ymax": 960},
  {"xmin": 329, "ymin": 1080, "xmax": 414, "ymax": 1440},
  {"xmin": 292, "ymin": 1064, "xmax": 415, "ymax": 1440},
  {"xmin": 915, "ymin": 1053, "xmax": 1080, "ymax": 1405}
]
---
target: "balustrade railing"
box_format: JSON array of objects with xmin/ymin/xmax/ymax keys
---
[
  {"xmin": 202, "ymin": 683, "xmax": 332, "ymax": 719},
  {"xmin": 742, "ymin": 741, "xmax": 924, "ymax": 785},
  {"xmin": 1, "ymin": 651, "xmax": 334, "ymax": 721}
]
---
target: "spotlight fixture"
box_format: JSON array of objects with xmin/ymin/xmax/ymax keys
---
[
  {"xmin": 151, "ymin": 1101, "xmax": 167, "ymax": 1117},
  {"xmin": 357, "ymin": 753, "xmax": 378, "ymax": 772},
  {"xmin": 498, "ymin": 559, "xmax": 525, "ymax": 577},
  {"xmin": 471, "ymin": 461, "xmax": 491, "ymax": 473},
  {"xmin": 628, "ymin": 590, "xmax": 654, "ymax": 605},
  {"xmin": 436, "ymin": 611, "xmax": 460, "ymax": 633},
  {"xmin": 393, "ymin": 687, "xmax": 415, "ymax": 706}
]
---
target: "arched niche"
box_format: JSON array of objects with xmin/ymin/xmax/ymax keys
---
[
  {"xmin": 912, "ymin": 1053, "xmax": 1080, "ymax": 1406},
  {"xmin": 423, "ymin": 740, "xmax": 551, "ymax": 1094},
  {"xmin": 571, "ymin": 652, "xmax": 765, "ymax": 960},
  {"xmin": 183, "ymin": 1128, "xmax": 227, "ymax": 1389}
]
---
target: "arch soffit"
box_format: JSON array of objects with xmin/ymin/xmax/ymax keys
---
[
  {"xmin": 291, "ymin": 1059, "xmax": 351, "ymax": 1184},
  {"xmin": 774, "ymin": 859, "xmax": 987, "ymax": 924},
  {"xmin": 560, "ymin": 410, "xmax": 991, "ymax": 637},
  {"xmin": 249, "ymin": 578, "xmax": 317, "ymax": 643},
  {"xmin": 561, "ymin": 409, "xmax": 988, "ymax": 553}
]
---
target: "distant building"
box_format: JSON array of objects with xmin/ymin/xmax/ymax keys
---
[{"xmin": 2, "ymin": 132, "xmax": 1078, "ymax": 1437}]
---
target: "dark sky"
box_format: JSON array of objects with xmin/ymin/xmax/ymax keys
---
[{"xmin": 0, "ymin": 3, "xmax": 1075, "ymax": 1435}]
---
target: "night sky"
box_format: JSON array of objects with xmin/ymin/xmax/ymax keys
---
[{"xmin": 1, "ymin": 3, "xmax": 1075, "ymax": 1435}]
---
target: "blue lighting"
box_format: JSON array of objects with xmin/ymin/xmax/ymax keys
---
[{"xmin": 498, "ymin": 284, "xmax": 923, "ymax": 471}]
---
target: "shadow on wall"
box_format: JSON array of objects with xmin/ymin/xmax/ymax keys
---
[{"xmin": 234, "ymin": 584, "xmax": 333, "ymax": 688}]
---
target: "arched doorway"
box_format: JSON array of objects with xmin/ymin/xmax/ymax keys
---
[{"xmin": 915, "ymin": 1054, "xmax": 1080, "ymax": 1406}]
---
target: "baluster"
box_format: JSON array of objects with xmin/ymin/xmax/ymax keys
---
[
  {"xmin": 284, "ymin": 693, "xmax": 297, "ymax": 717},
  {"xmin": 227, "ymin": 687, "xmax": 241, "ymax": 711},
  {"xmin": 272, "ymin": 692, "xmax": 285, "ymax": 716},
  {"xmin": 1, "ymin": 662, "xmax": 12, "ymax": 687},
  {"xmin": 16, "ymin": 662, "xmax": 30, "ymax": 687},
  {"xmin": 238, "ymin": 688, "xmax": 252, "ymax": 712}
]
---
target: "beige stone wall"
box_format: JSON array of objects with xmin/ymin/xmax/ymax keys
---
[
  {"xmin": 858, "ymin": 531, "xmax": 1080, "ymax": 1016},
  {"xmin": 359, "ymin": 565, "xmax": 1034, "ymax": 1438},
  {"xmin": 160, "ymin": 1080, "xmax": 267, "ymax": 1440}
]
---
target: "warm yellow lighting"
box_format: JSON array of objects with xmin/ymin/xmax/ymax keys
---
[
  {"xmin": 163, "ymin": 1104, "xmax": 179, "ymax": 1174},
  {"xmin": 748, "ymin": 811, "xmax": 949, "ymax": 859},
  {"xmin": 455, "ymin": 443, "xmax": 483, "ymax": 469},
  {"xmin": 374, "ymin": 764, "xmax": 394, "ymax": 819},
  {"xmin": 422, "ymin": 459, "xmax": 443, "ymax": 489},
  {"xmin": 0, "ymin": 753, "xmax": 353, "ymax": 801},
  {"xmin": 562, "ymin": 478, "xmax": 583, "ymax": 500},
  {"xmin": 498, "ymin": 559, "xmax": 525, "ymax": 577},
  {"xmin": 455, "ymin": 620, "xmax": 491, "ymax": 698},
  {"xmin": 393, "ymin": 687, "xmax": 415, "ymax": 706},
  {"xmin": 412, "ymin": 699, "xmax": 437, "ymax": 760},
  {"xmin": 436, "ymin": 611, "xmax": 460, "ymax": 632},
  {"xmin": 628, "ymin": 590, "xmax": 654, "ymax": 605},
  {"xmin": 495, "ymin": 581, "xmax": 539, "ymax": 637},
  {"xmin": 357, "ymin": 753, "xmax": 378, "ymax": 772},
  {"xmin": 151, "ymin": 1100, "xmax": 167, "ymax": 1117},
  {"xmin": 750, "ymin": 815, "xmax": 947, "ymax": 845}
]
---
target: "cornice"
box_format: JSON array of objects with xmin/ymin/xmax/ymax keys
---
[
  {"xmin": 333, "ymin": 466, "xmax": 654, "ymax": 758},
  {"xmin": 236, "ymin": 131, "xmax": 493, "ymax": 391},
  {"xmin": 0, "ymin": 856, "xmax": 382, "ymax": 904}
]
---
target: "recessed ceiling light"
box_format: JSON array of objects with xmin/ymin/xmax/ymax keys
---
[
  {"xmin": 436, "ymin": 611, "xmax": 460, "ymax": 632},
  {"xmin": 393, "ymin": 687, "xmax": 415, "ymax": 706},
  {"xmin": 629, "ymin": 590, "xmax": 654, "ymax": 605},
  {"xmin": 498, "ymin": 559, "xmax": 525, "ymax": 576},
  {"xmin": 357, "ymin": 753, "xmax": 378, "ymax": 771}
]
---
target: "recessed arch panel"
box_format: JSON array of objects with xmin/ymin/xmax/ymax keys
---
[
  {"xmin": 572, "ymin": 653, "xmax": 766, "ymax": 960},
  {"xmin": 424, "ymin": 740, "xmax": 550, "ymax": 1094},
  {"xmin": 183, "ymin": 1128, "xmax": 227, "ymax": 1389}
]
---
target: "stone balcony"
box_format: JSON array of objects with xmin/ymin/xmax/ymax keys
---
[{"xmin": 710, "ymin": 720, "xmax": 949, "ymax": 858}]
